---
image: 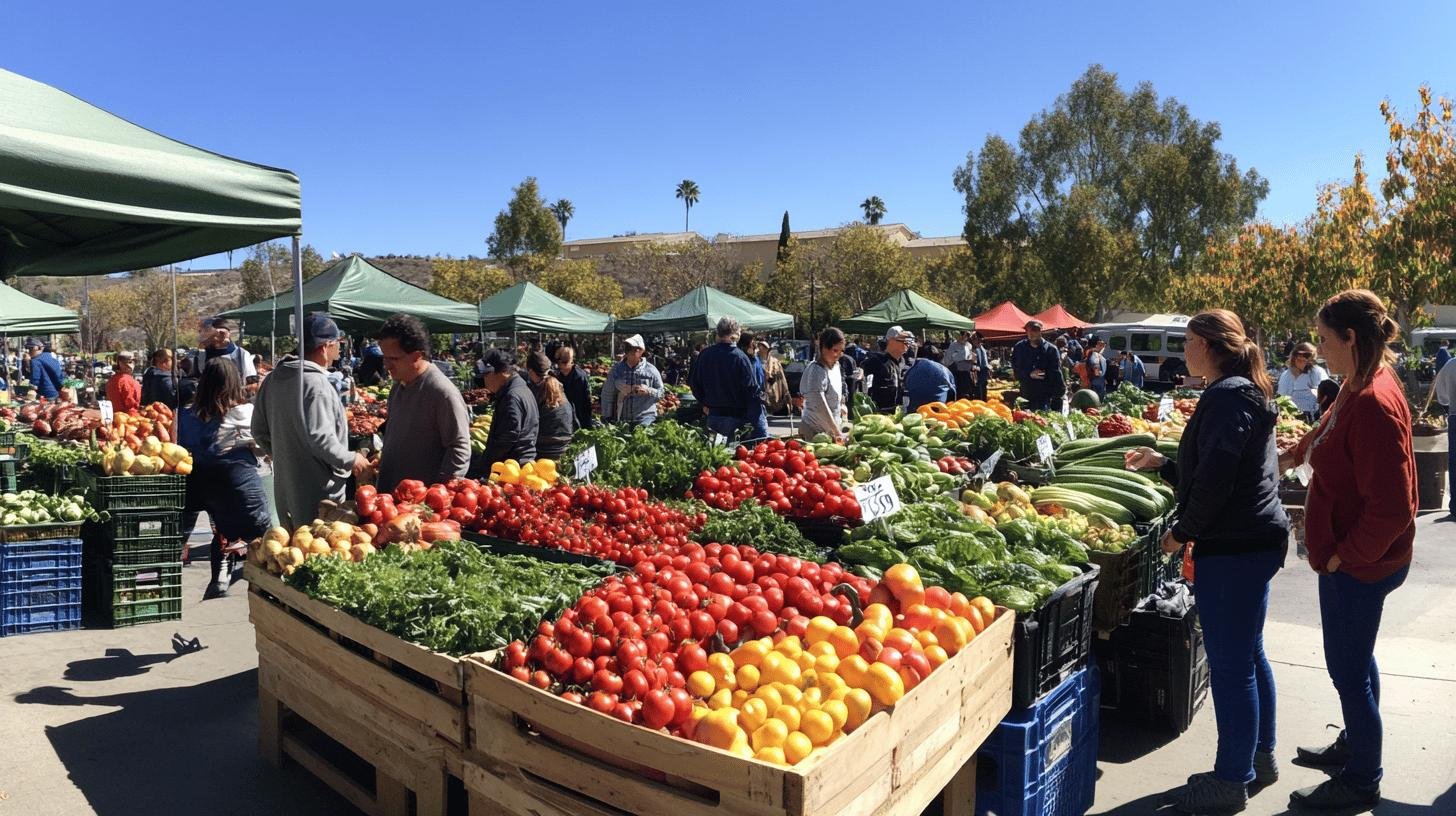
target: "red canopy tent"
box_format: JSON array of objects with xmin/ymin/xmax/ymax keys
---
[
  {"xmin": 1031, "ymin": 304, "xmax": 1091, "ymax": 331},
  {"xmin": 970, "ymin": 301, "xmax": 1037, "ymax": 342}
]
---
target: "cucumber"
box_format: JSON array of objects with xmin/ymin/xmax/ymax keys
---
[
  {"xmin": 1153, "ymin": 484, "xmax": 1175, "ymax": 504},
  {"xmin": 1054, "ymin": 464, "xmax": 1159, "ymax": 486},
  {"xmin": 1050, "ymin": 472, "xmax": 1168, "ymax": 505},
  {"xmin": 1157, "ymin": 439, "xmax": 1180, "ymax": 459},
  {"xmin": 1056, "ymin": 433, "xmax": 1158, "ymax": 462},
  {"xmin": 1049, "ymin": 481, "xmax": 1166, "ymax": 520},
  {"xmin": 1030, "ymin": 486, "xmax": 1136, "ymax": 525}
]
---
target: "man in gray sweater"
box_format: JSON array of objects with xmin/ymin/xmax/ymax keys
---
[
  {"xmin": 253, "ymin": 313, "xmax": 370, "ymax": 528},
  {"xmin": 375, "ymin": 314, "xmax": 471, "ymax": 493}
]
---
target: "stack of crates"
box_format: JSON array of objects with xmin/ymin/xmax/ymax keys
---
[
  {"xmin": 79, "ymin": 471, "xmax": 187, "ymax": 628},
  {"xmin": 975, "ymin": 666, "xmax": 1100, "ymax": 816},
  {"xmin": 1, "ymin": 528, "xmax": 83, "ymax": 637},
  {"xmin": 1097, "ymin": 599, "xmax": 1208, "ymax": 734}
]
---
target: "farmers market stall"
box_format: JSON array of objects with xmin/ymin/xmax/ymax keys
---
[
  {"xmin": 222, "ymin": 254, "xmax": 480, "ymax": 334},
  {"xmin": 478, "ymin": 281, "xmax": 615, "ymax": 334},
  {"xmin": 968, "ymin": 301, "xmax": 1037, "ymax": 343},
  {"xmin": 838, "ymin": 289, "xmax": 976, "ymax": 335},
  {"xmin": 0, "ymin": 282, "xmax": 81, "ymax": 335},
  {"xmin": 615, "ymin": 285, "xmax": 794, "ymax": 334},
  {"xmin": 1029, "ymin": 304, "xmax": 1090, "ymax": 332}
]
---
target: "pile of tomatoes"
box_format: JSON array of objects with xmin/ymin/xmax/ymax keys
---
[{"xmin": 692, "ymin": 439, "xmax": 861, "ymax": 521}]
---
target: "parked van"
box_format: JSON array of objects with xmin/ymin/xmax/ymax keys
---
[
  {"xmin": 1411, "ymin": 327, "xmax": 1456, "ymax": 357},
  {"xmin": 1086, "ymin": 314, "xmax": 1190, "ymax": 387}
]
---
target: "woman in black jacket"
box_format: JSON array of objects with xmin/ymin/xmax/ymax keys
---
[
  {"xmin": 526, "ymin": 352, "xmax": 574, "ymax": 461},
  {"xmin": 477, "ymin": 348, "xmax": 538, "ymax": 471},
  {"xmin": 1125, "ymin": 310, "xmax": 1290, "ymax": 814}
]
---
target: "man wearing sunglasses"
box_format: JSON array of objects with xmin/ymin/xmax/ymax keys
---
[{"xmin": 1276, "ymin": 342, "xmax": 1328, "ymax": 422}]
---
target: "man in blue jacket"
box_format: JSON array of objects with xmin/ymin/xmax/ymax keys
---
[
  {"xmin": 26, "ymin": 340, "xmax": 63, "ymax": 399},
  {"xmin": 688, "ymin": 317, "xmax": 758, "ymax": 439},
  {"xmin": 1011, "ymin": 320, "xmax": 1064, "ymax": 410}
]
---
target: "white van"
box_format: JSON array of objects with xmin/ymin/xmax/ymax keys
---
[
  {"xmin": 1087, "ymin": 314, "xmax": 1190, "ymax": 385},
  {"xmin": 1411, "ymin": 327, "xmax": 1456, "ymax": 357}
]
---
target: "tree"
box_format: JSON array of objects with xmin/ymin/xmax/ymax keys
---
[
  {"xmin": 613, "ymin": 238, "xmax": 758, "ymax": 305},
  {"xmin": 72, "ymin": 285, "xmax": 132, "ymax": 353},
  {"xmin": 428, "ymin": 257, "xmax": 512, "ymax": 304},
  {"xmin": 776, "ymin": 211, "xmax": 792, "ymax": 265},
  {"xmin": 818, "ymin": 224, "xmax": 926, "ymax": 319},
  {"xmin": 1166, "ymin": 222, "xmax": 1315, "ymax": 340},
  {"xmin": 675, "ymin": 179, "xmax": 700, "ymax": 232},
  {"xmin": 762, "ymin": 237, "xmax": 814, "ymax": 330},
  {"xmin": 860, "ymin": 196, "xmax": 886, "ymax": 225},
  {"xmin": 538, "ymin": 259, "xmax": 624, "ymax": 315},
  {"xmin": 238, "ymin": 242, "xmax": 291, "ymax": 306},
  {"xmin": 549, "ymin": 199, "xmax": 576, "ymax": 242},
  {"xmin": 125, "ymin": 269, "xmax": 198, "ymax": 352},
  {"xmin": 953, "ymin": 64, "xmax": 1267, "ymax": 319},
  {"xmin": 487, "ymin": 177, "xmax": 562, "ymax": 280},
  {"xmin": 302, "ymin": 244, "xmax": 328, "ymax": 280}
]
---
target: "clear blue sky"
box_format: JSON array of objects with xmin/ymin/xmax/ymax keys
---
[{"xmin": 8, "ymin": 1, "xmax": 1455, "ymax": 266}]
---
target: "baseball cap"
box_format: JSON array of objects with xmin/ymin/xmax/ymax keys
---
[
  {"xmin": 114, "ymin": 350, "xmax": 135, "ymax": 362},
  {"xmin": 480, "ymin": 348, "xmax": 515, "ymax": 372},
  {"xmin": 304, "ymin": 313, "xmax": 341, "ymax": 351},
  {"xmin": 623, "ymin": 334, "xmax": 646, "ymax": 350},
  {"xmin": 885, "ymin": 326, "xmax": 915, "ymax": 344},
  {"xmin": 207, "ymin": 316, "xmax": 235, "ymax": 331},
  {"xmin": 1025, "ymin": 320, "xmax": 1044, "ymax": 331},
  {"xmin": 24, "ymin": 339, "xmax": 42, "ymax": 350}
]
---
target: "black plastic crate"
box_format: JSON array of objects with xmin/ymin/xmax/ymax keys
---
[
  {"xmin": 83, "ymin": 560, "xmax": 183, "ymax": 628},
  {"xmin": 78, "ymin": 470, "xmax": 186, "ymax": 512},
  {"xmin": 1104, "ymin": 602, "xmax": 1208, "ymax": 734},
  {"xmin": 1088, "ymin": 537, "xmax": 1149, "ymax": 633},
  {"xmin": 1011, "ymin": 565, "xmax": 1100, "ymax": 708},
  {"xmin": 24, "ymin": 461, "xmax": 82, "ymax": 495}
]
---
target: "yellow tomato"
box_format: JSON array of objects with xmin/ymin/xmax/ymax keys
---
[
  {"xmin": 687, "ymin": 670, "xmax": 716, "ymax": 697},
  {"xmin": 731, "ymin": 639, "xmax": 770, "ymax": 669},
  {"xmin": 755, "ymin": 685, "xmax": 784, "ymax": 712},
  {"xmin": 774, "ymin": 635, "xmax": 803, "ymax": 658},
  {"xmin": 751, "ymin": 718, "xmax": 789, "ymax": 752},
  {"xmin": 916, "ymin": 628, "xmax": 940, "ymax": 649},
  {"xmin": 865, "ymin": 663, "xmax": 906, "ymax": 706},
  {"xmin": 828, "ymin": 626, "xmax": 860, "ymax": 659},
  {"xmin": 842, "ymin": 688, "xmax": 873, "ymax": 730},
  {"xmin": 795, "ymin": 651, "xmax": 817, "ymax": 672},
  {"xmin": 696, "ymin": 708, "xmax": 746, "ymax": 751},
  {"xmin": 799, "ymin": 687, "xmax": 823, "ymax": 710},
  {"xmin": 837, "ymin": 655, "xmax": 870, "ymax": 688},
  {"xmin": 925, "ymin": 644, "xmax": 950, "ymax": 669},
  {"xmin": 754, "ymin": 746, "xmax": 787, "ymax": 765},
  {"xmin": 800, "ymin": 709, "xmax": 836, "ymax": 746},
  {"xmin": 813, "ymin": 653, "xmax": 841, "ymax": 675},
  {"xmin": 772, "ymin": 706, "xmax": 801, "ymax": 732},
  {"xmin": 707, "ymin": 652, "xmax": 737, "ymax": 677},
  {"xmin": 861, "ymin": 603, "xmax": 894, "ymax": 633},
  {"xmin": 737, "ymin": 697, "xmax": 769, "ymax": 734},
  {"xmin": 736, "ymin": 663, "xmax": 761, "ymax": 693},
  {"xmin": 776, "ymin": 683, "xmax": 803, "ymax": 705},
  {"xmin": 709, "ymin": 688, "xmax": 734, "ymax": 710},
  {"xmin": 784, "ymin": 731, "xmax": 814, "ymax": 765},
  {"xmin": 821, "ymin": 699, "xmax": 850, "ymax": 731},
  {"xmin": 731, "ymin": 689, "xmax": 750, "ymax": 708},
  {"xmin": 804, "ymin": 616, "xmax": 838, "ymax": 647},
  {"xmin": 807, "ymin": 640, "xmax": 838, "ymax": 658}
]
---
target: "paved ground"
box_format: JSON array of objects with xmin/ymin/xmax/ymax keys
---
[{"xmin": 1, "ymin": 510, "xmax": 1453, "ymax": 815}]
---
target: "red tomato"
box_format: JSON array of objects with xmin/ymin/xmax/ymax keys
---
[{"xmin": 641, "ymin": 689, "xmax": 676, "ymax": 729}]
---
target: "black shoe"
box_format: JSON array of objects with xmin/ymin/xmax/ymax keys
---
[
  {"xmin": 1294, "ymin": 729, "xmax": 1349, "ymax": 769},
  {"xmin": 203, "ymin": 578, "xmax": 229, "ymax": 599},
  {"xmin": 1253, "ymin": 751, "xmax": 1279, "ymax": 787},
  {"xmin": 1162, "ymin": 771, "xmax": 1247, "ymax": 814},
  {"xmin": 1289, "ymin": 777, "xmax": 1380, "ymax": 810}
]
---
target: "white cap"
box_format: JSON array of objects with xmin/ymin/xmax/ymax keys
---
[
  {"xmin": 885, "ymin": 325, "xmax": 915, "ymax": 344},
  {"xmin": 623, "ymin": 334, "xmax": 646, "ymax": 350}
]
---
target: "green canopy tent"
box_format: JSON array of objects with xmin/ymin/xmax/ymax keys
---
[
  {"xmin": 615, "ymin": 286, "xmax": 794, "ymax": 334},
  {"xmin": 0, "ymin": 282, "xmax": 80, "ymax": 334},
  {"xmin": 838, "ymin": 289, "xmax": 976, "ymax": 335},
  {"xmin": 222, "ymin": 255, "xmax": 480, "ymax": 335},
  {"xmin": 0, "ymin": 67, "xmax": 303, "ymax": 414},
  {"xmin": 478, "ymin": 282, "xmax": 615, "ymax": 334}
]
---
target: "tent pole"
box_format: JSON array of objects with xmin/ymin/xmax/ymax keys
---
[{"xmin": 292, "ymin": 236, "xmax": 305, "ymax": 425}]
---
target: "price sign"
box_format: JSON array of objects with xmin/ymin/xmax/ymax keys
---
[
  {"xmin": 1036, "ymin": 434, "xmax": 1056, "ymax": 463},
  {"xmin": 98, "ymin": 399, "xmax": 114, "ymax": 425},
  {"xmin": 1064, "ymin": 420, "xmax": 1076, "ymax": 440},
  {"xmin": 980, "ymin": 448, "xmax": 1004, "ymax": 478},
  {"xmin": 574, "ymin": 445, "xmax": 598, "ymax": 482},
  {"xmin": 711, "ymin": 432, "xmax": 729, "ymax": 448},
  {"xmin": 852, "ymin": 476, "xmax": 903, "ymax": 523},
  {"xmin": 864, "ymin": 374, "xmax": 875, "ymax": 391},
  {"xmin": 1158, "ymin": 396, "xmax": 1174, "ymax": 421},
  {"xmin": 371, "ymin": 433, "xmax": 383, "ymax": 450},
  {"xmin": 1060, "ymin": 396, "xmax": 1071, "ymax": 416}
]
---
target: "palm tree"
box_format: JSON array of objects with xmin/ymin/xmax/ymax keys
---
[
  {"xmin": 675, "ymin": 179, "xmax": 700, "ymax": 232},
  {"xmin": 860, "ymin": 196, "xmax": 887, "ymax": 225},
  {"xmin": 549, "ymin": 199, "xmax": 575, "ymax": 241}
]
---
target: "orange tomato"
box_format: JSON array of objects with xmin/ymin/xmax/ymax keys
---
[
  {"xmin": 970, "ymin": 596, "xmax": 997, "ymax": 624},
  {"xmin": 882, "ymin": 628, "xmax": 917, "ymax": 654},
  {"xmin": 828, "ymin": 625, "xmax": 860, "ymax": 659},
  {"xmin": 915, "ymin": 629, "xmax": 940, "ymax": 649},
  {"xmin": 865, "ymin": 662, "xmax": 906, "ymax": 706},
  {"xmin": 900, "ymin": 603, "xmax": 935, "ymax": 631},
  {"xmin": 881, "ymin": 564, "xmax": 926, "ymax": 610},
  {"xmin": 838, "ymin": 654, "xmax": 870, "ymax": 688},
  {"xmin": 923, "ymin": 586, "xmax": 951, "ymax": 610},
  {"xmin": 949, "ymin": 592, "xmax": 972, "ymax": 618},
  {"xmin": 861, "ymin": 603, "xmax": 894, "ymax": 633},
  {"xmin": 963, "ymin": 605, "xmax": 986, "ymax": 634},
  {"xmin": 933, "ymin": 617, "xmax": 974, "ymax": 656},
  {"xmin": 925, "ymin": 644, "xmax": 950, "ymax": 668}
]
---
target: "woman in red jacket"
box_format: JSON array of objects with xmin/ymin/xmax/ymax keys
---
[{"xmin": 1282, "ymin": 290, "xmax": 1416, "ymax": 811}]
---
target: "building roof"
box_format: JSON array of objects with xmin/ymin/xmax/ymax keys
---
[
  {"xmin": 563, "ymin": 231, "xmax": 701, "ymax": 248},
  {"xmin": 903, "ymin": 235, "xmax": 967, "ymax": 248},
  {"xmin": 713, "ymin": 222, "xmax": 917, "ymax": 244}
]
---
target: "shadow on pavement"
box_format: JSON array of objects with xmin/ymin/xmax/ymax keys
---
[
  {"xmin": 62, "ymin": 648, "xmax": 183, "ymax": 682},
  {"xmin": 14, "ymin": 670, "xmax": 356, "ymax": 816},
  {"xmin": 1097, "ymin": 712, "xmax": 1181, "ymax": 764},
  {"xmin": 1093, "ymin": 783, "xmax": 1454, "ymax": 816}
]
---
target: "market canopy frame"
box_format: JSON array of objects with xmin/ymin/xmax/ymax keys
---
[
  {"xmin": 0, "ymin": 68, "xmax": 301, "ymax": 278},
  {"xmin": 0, "ymin": 281, "xmax": 80, "ymax": 335},
  {"xmin": 478, "ymin": 281, "xmax": 614, "ymax": 334},
  {"xmin": 838, "ymin": 289, "xmax": 975, "ymax": 335},
  {"xmin": 222, "ymin": 255, "xmax": 480, "ymax": 335},
  {"xmin": 615, "ymin": 286, "xmax": 793, "ymax": 334}
]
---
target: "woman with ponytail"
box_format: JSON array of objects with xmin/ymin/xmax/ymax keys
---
[
  {"xmin": 1125, "ymin": 309, "xmax": 1289, "ymax": 813},
  {"xmin": 1279, "ymin": 290, "xmax": 1415, "ymax": 811}
]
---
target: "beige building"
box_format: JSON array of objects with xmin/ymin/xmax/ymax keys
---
[{"xmin": 561, "ymin": 222, "xmax": 967, "ymax": 274}]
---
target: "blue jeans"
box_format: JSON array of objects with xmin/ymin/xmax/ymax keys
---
[
  {"xmin": 1448, "ymin": 420, "xmax": 1454, "ymax": 514},
  {"xmin": 744, "ymin": 408, "xmax": 769, "ymax": 441},
  {"xmin": 1192, "ymin": 549, "xmax": 1283, "ymax": 784},
  {"xmin": 1318, "ymin": 564, "xmax": 1409, "ymax": 789},
  {"xmin": 705, "ymin": 414, "xmax": 744, "ymax": 439}
]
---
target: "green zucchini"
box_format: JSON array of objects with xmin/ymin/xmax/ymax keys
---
[
  {"xmin": 1030, "ymin": 486, "xmax": 1136, "ymax": 524},
  {"xmin": 1048, "ymin": 481, "xmax": 1166, "ymax": 520},
  {"xmin": 1050, "ymin": 473, "xmax": 1168, "ymax": 506},
  {"xmin": 1053, "ymin": 464, "xmax": 1159, "ymax": 486},
  {"xmin": 1057, "ymin": 433, "xmax": 1158, "ymax": 462}
]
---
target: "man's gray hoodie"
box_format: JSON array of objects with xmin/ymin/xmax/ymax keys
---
[{"xmin": 252, "ymin": 359, "xmax": 353, "ymax": 528}]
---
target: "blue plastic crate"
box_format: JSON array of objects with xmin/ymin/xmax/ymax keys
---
[
  {"xmin": 1, "ymin": 567, "xmax": 82, "ymax": 637},
  {"xmin": 976, "ymin": 667, "xmax": 1100, "ymax": 816},
  {"xmin": 0, "ymin": 537, "xmax": 83, "ymax": 573}
]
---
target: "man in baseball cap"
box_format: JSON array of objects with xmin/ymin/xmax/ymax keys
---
[
  {"xmin": 1013, "ymin": 319, "xmax": 1063, "ymax": 409},
  {"xmin": 862, "ymin": 325, "xmax": 915, "ymax": 411}
]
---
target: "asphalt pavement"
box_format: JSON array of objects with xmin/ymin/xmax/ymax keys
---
[{"xmin": 1, "ymin": 507, "xmax": 1453, "ymax": 815}]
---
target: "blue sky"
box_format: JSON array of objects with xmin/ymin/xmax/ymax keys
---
[{"xmin": 8, "ymin": 1, "xmax": 1455, "ymax": 266}]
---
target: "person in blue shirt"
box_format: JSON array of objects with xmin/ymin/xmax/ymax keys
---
[
  {"xmin": 1086, "ymin": 338, "xmax": 1109, "ymax": 397},
  {"xmin": 1011, "ymin": 320, "xmax": 1065, "ymax": 410},
  {"xmin": 1435, "ymin": 339, "xmax": 1451, "ymax": 374},
  {"xmin": 737, "ymin": 332, "xmax": 770, "ymax": 440},
  {"xmin": 25, "ymin": 340, "xmax": 64, "ymax": 399},
  {"xmin": 688, "ymin": 317, "xmax": 758, "ymax": 439},
  {"xmin": 905, "ymin": 344, "xmax": 956, "ymax": 412},
  {"xmin": 1120, "ymin": 351, "xmax": 1146, "ymax": 389}
]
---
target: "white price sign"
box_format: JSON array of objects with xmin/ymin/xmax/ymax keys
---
[
  {"xmin": 711, "ymin": 432, "xmax": 729, "ymax": 448},
  {"xmin": 574, "ymin": 445, "xmax": 598, "ymax": 481},
  {"xmin": 864, "ymin": 374, "xmax": 875, "ymax": 391},
  {"xmin": 1036, "ymin": 434, "xmax": 1056, "ymax": 463},
  {"xmin": 98, "ymin": 399, "xmax": 114, "ymax": 425},
  {"xmin": 371, "ymin": 433, "xmax": 383, "ymax": 450},
  {"xmin": 980, "ymin": 448, "xmax": 1004, "ymax": 478},
  {"xmin": 1060, "ymin": 396, "xmax": 1070, "ymax": 416},
  {"xmin": 1158, "ymin": 396, "xmax": 1174, "ymax": 421},
  {"xmin": 852, "ymin": 476, "xmax": 903, "ymax": 523}
]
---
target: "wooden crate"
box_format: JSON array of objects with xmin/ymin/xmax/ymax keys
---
[
  {"xmin": 461, "ymin": 609, "xmax": 1014, "ymax": 816},
  {"xmin": 246, "ymin": 564, "xmax": 468, "ymax": 816}
]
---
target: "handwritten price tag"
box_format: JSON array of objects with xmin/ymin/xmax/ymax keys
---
[
  {"xmin": 574, "ymin": 445, "xmax": 598, "ymax": 481},
  {"xmin": 1061, "ymin": 397, "xmax": 1071, "ymax": 417},
  {"xmin": 711, "ymin": 433, "xmax": 729, "ymax": 448},
  {"xmin": 371, "ymin": 433, "xmax": 383, "ymax": 450},
  {"xmin": 980, "ymin": 448, "xmax": 1004, "ymax": 478},
  {"xmin": 98, "ymin": 399, "xmax": 114, "ymax": 425},
  {"xmin": 1064, "ymin": 420, "xmax": 1076, "ymax": 440},
  {"xmin": 864, "ymin": 374, "xmax": 875, "ymax": 392},
  {"xmin": 1158, "ymin": 396, "xmax": 1174, "ymax": 421},
  {"xmin": 853, "ymin": 476, "xmax": 903, "ymax": 523},
  {"xmin": 1036, "ymin": 434, "xmax": 1056, "ymax": 463}
]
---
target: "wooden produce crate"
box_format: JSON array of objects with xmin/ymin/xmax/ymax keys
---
[
  {"xmin": 461, "ymin": 609, "xmax": 1015, "ymax": 816},
  {"xmin": 245, "ymin": 564, "xmax": 469, "ymax": 816}
]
